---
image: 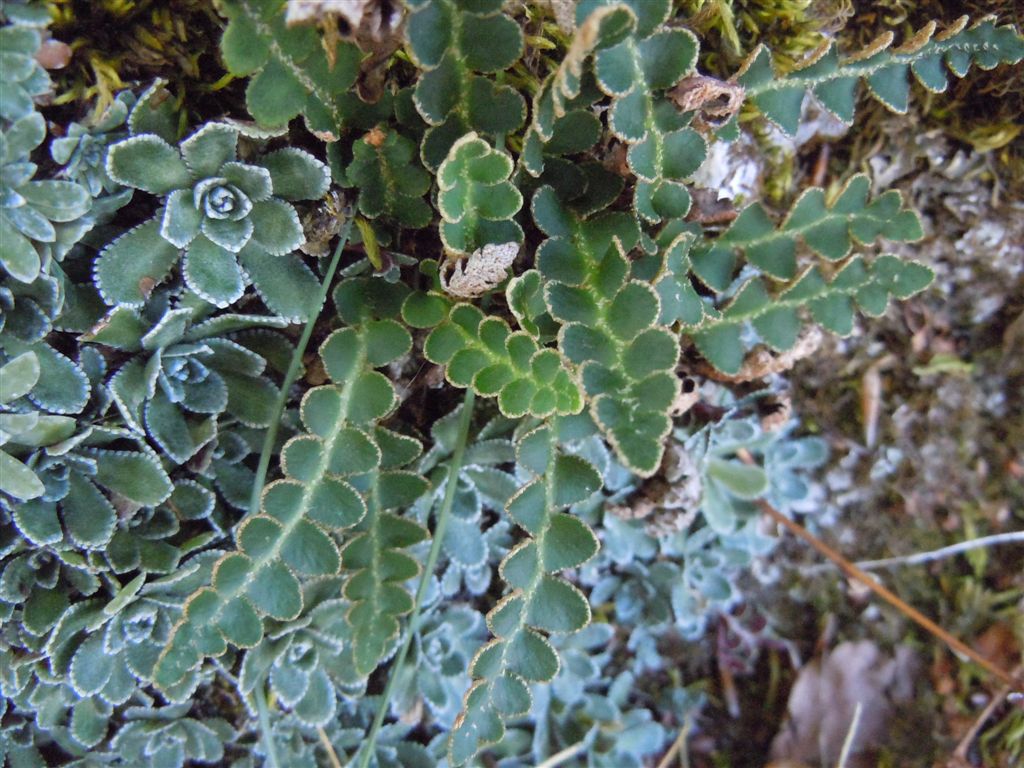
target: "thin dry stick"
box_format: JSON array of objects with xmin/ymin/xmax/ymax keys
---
[
  {"xmin": 535, "ymin": 740, "xmax": 587, "ymax": 768},
  {"xmin": 950, "ymin": 666, "xmax": 1021, "ymax": 765},
  {"xmin": 835, "ymin": 701, "xmax": 862, "ymax": 768},
  {"xmin": 755, "ymin": 495, "xmax": 1018, "ymax": 687},
  {"xmin": 736, "ymin": 451, "xmax": 1020, "ymax": 689},
  {"xmin": 317, "ymin": 728, "xmax": 343, "ymax": 768},
  {"xmin": 854, "ymin": 530, "xmax": 1024, "ymax": 570},
  {"xmin": 655, "ymin": 716, "xmax": 692, "ymax": 768},
  {"xmin": 804, "ymin": 529, "xmax": 1024, "ymax": 574}
]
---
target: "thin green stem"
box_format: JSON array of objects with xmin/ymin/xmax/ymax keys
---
[
  {"xmin": 358, "ymin": 389, "xmax": 476, "ymax": 768},
  {"xmin": 247, "ymin": 213, "xmax": 353, "ymax": 518},
  {"xmin": 254, "ymin": 686, "xmax": 280, "ymax": 768}
]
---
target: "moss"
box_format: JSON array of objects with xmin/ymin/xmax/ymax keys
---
[
  {"xmin": 46, "ymin": 0, "xmax": 231, "ymax": 123},
  {"xmin": 677, "ymin": 0, "xmax": 853, "ymax": 75},
  {"xmin": 505, "ymin": 1, "xmax": 572, "ymax": 102}
]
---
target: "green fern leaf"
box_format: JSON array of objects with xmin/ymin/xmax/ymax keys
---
[{"xmin": 449, "ymin": 423, "xmax": 599, "ymax": 765}]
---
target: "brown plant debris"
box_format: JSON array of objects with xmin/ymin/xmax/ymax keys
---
[
  {"xmin": 696, "ymin": 326, "xmax": 824, "ymax": 384},
  {"xmin": 771, "ymin": 640, "xmax": 919, "ymax": 768},
  {"xmin": 609, "ymin": 443, "xmax": 702, "ymax": 537},
  {"xmin": 440, "ymin": 242, "xmax": 519, "ymax": 299},
  {"xmin": 670, "ymin": 74, "xmax": 745, "ymax": 132}
]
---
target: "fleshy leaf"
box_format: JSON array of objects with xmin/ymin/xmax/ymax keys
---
[
  {"xmin": 94, "ymin": 220, "xmax": 181, "ymax": 307},
  {"xmin": 106, "ymin": 134, "xmax": 191, "ymax": 194}
]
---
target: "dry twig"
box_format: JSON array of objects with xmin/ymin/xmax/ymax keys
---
[{"xmin": 737, "ymin": 451, "xmax": 1021, "ymax": 690}]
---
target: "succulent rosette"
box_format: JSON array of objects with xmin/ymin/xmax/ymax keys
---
[
  {"xmin": 50, "ymin": 91, "xmax": 135, "ymax": 197},
  {"xmin": 1, "ymin": 112, "xmax": 92, "ymax": 283},
  {"xmin": 96, "ymin": 122, "xmax": 330, "ymax": 318}
]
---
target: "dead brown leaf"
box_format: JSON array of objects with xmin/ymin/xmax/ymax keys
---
[
  {"xmin": 440, "ymin": 242, "xmax": 518, "ymax": 299},
  {"xmin": 770, "ymin": 640, "xmax": 919, "ymax": 768},
  {"xmin": 686, "ymin": 188, "xmax": 739, "ymax": 225},
  {"xmin": 35, "ymin": 39, "xmax": 72, "ymax": 70},
  {"xmin": 760, "ymin": 392, "xmax": 793, "ymax": 432}
]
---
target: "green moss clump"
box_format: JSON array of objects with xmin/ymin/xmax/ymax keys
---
[
  {"xmin": 46, "ymin": 0, "xmax": 228, "ymax": 120},
  {"xmin": 678, "ymin": 0, "xmax": 853, "ymax": 74}
]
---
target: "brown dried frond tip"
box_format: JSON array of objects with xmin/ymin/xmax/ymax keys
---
[{"xmin": 670, "ymin": 75, "xmax": 745, "ymax": 132}]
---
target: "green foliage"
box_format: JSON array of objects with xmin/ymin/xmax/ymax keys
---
[
  {"xmin": 449, "ymin": 422, "xmax": 600, "ymax": 764},
  {"xmin": 675, "ymin": 173, "xmax": 935, "ymax": 375},
  {"xmin": 692, "ymin": 254, "xmax": 935, "ymax": 375},
  {"xmin": 529, "ymin": 186, "xmax": 678, "ymax": 475},
  {"xmin": 406, "ymin": 0, "xmax": 526, "ymax": 168},
  {"xmin": 111, "ymin": 704, "xmax": 232, "ymax": 768},
  {"xmin": 0, "ymin": 351, "xmax": 59, "ymax": 498},
  {"xmin": 590, "ymin": 1, "xmax": 707, "ymax": 223},
  {"xmin": 522, "ymin": 2, "xmax": 635, "ymax": 168},
  {"xmin": 216, "ymin": 0, "xmax": 363, "ymax": 138},
  {"xmin": 690, "ymin": 174, "xmax": 924, "ymax": 285},
  {"xmin": 99, "ymin": 116, "xmax": 330, "ymax": 315},
  {"xmin": 413, "ymin": 405, "xmax": 517, "ymax": 596},
  {"xmin": 1, "ymin": 112, "xmax": 92, "ymax": 283},
  {"xmin": 347, "ymin": 129, "xmax": 432, "ymax": 230},
  {"xmin": 50, "ymin": 91, "xmax": 136, "ymax": 198},
  {"xmin": 3, "ymin": 2, "xmax": 1022, "ymax": 767},
  {"xmin": 437, "ymin": 133, "xmax": 523, "ymax": 255},
  {"xmin": 425, "ymin": 302, "xmax": 584, "ymax": 419},
  {"xmin": 0, "ymin": 4, "xmax": 52, "ymax": 122},
  {"xmin": 238, "ymin": 578, "xmax": 353, "ymax": 727},
  {"xmin": 152, "ymin": 305, "xmax": 422, "ymax": 688},
  {"xmin": 737, "ymin": 15, "xmax": 1024, "ymax": 133},
  {"xmin": 90, "ymin": 295, "xmax": 286, "ymax": 463}
]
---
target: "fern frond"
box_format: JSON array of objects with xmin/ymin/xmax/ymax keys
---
[
  {"xmin": 691, "ymin": 255, "xmax": 934, "ymax": 375},
  {"xmin": 737, "ymin": 15, "xmax": 1024, "ymax": 133},
  {"xmin": 153, "ymin": 320, "xmax": 418, "ymax": 688},
  {"xmin": 689, "ymin": 173, "xmax": 924, "ymax": 288},
  {"xmin": 530, "ymin": 186, "xmax": 680, "ymax": 476},
  {"xmin": 405, "ymin": 0, "xmax": 526, "ymax": 168},
  {"xmin": 449, "ymin": 423, "xmax": 600, "ymax": 765}
]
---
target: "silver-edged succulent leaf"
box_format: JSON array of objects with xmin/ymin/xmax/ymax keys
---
[
  {"xmin": 50, "ymin": 91, "xmax": 135, "ymax": 198},
  {"xmin": 1, "ymin": 112, "xmax": 92, "ymax": 284},
  {"xmin": 98, "ymin": 115, "xmax": 329, "ymax": 309},
  {"xmin": 0, "ymin": 13, "xmax": 53, "ymax": 122},
  {"xmin": 88, "ymin": 298, "xmax": 282, "ymax": 464}
]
